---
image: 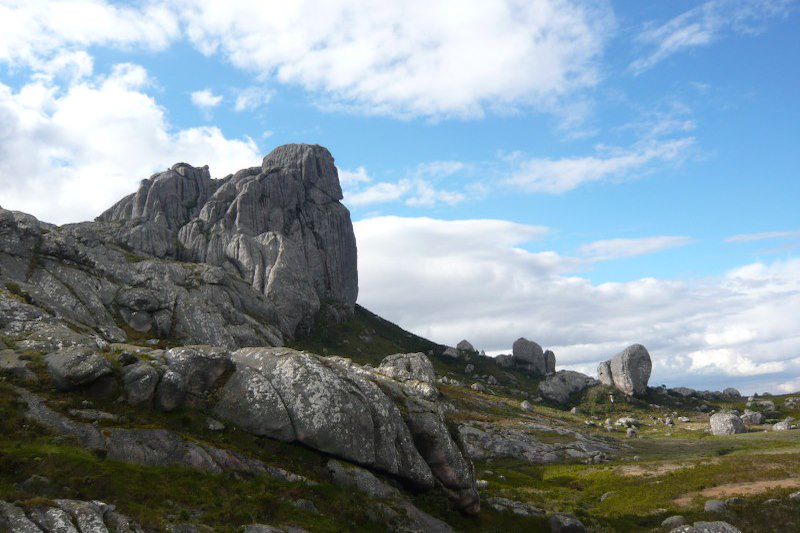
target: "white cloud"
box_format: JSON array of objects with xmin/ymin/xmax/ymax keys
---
[
  {"xmin": 505, "ymin": 137, "xmax": 694, "ymax": 193},
  {"xmin": 579, "ymin": 236, "xmax": 695, "ymax": 261},
  {"xmin": 233, "ymin": 86, "xmax": 273, "ymax": 112},
  {"xmin": 191, "ymin": 88, "xmax": 223, "ymax": 109},
  {"xmin": 178, "ymin": 0, "xmax": 614, "ymax": 119},
  {"xmin": 340, "ymin": 163, "xmax": 469, "ymax": 208},
  {"xmin": 0, "ymin": 0, "xmax": 179, "ymax": 68},
  {"xmin": 0, "ymin": 63, "xmax": 260, "ymax": 224},
  {"xmin": 630, "ymin": 0, "xmax": 797, "ymax": 74},
  {"xmin": 726, "ymin": 230, "xmax": 800, "ymax": 243},
  {"xmin": 354, "ymin": 216, "xmax": 800, "ymax": 393}
]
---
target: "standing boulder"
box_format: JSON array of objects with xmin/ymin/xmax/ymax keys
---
[
  {"xmin": 512, "ymin": 338, "xmax": 547, "ymax": 376},
  {"xmin": 597, "ymin": 344, "xmax": 651, "ymax": 397},
  {"xmin": 456, "ymin": 340, "xmax": 475, "ymax": 354},
  {"xmin": 709, "ymin": 413, "xmax": 745, "ymax": 436},
  {"xmin": 544, "ymin": 350, "xmax": 556, "ymax": 374},
  {"xmin": 538, "ymin": 371, "xmax": 597, "ymax": 405}
]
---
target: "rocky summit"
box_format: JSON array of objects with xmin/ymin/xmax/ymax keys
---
[
  {"xmin": 1, "ymin": 145, "xmax": 798, "ymax": 533},
  {"xmin": 0, "ymin": 144, "xmax": 357, "ymax": 349}
]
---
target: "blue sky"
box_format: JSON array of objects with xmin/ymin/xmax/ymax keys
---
[{"xmin": 0, "ymin": 0, "xmax": 799, "ymax": 393}]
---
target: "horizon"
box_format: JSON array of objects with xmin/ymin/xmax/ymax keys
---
[{"xmin": 1, "ymin": 0, "xmax": 799, "ymax": 394}]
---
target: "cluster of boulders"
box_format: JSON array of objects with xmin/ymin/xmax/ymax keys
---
[{"xmin": 494, "ymin": 337, "xmax": 555, "ymax": 377}]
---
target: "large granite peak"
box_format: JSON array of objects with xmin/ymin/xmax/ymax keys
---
[
  {"xmin": 0, "ymin": 144, "xmax": 358, "ymax": 347},
  {"xmin": 98, "ymin": 143, "xmax": 358, "ymax": 338}
]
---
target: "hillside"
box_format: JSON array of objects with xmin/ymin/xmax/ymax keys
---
[{"xmin": 2, "ymin": 145, "xmax": 800, "ymax": 533}]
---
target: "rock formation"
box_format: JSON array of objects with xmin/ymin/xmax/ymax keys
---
[
  {"xmin": 597, "ymin": 344, "xmax": 652, "ymax": 397},
  {"xmin": 510, "ymin": 337, "xmax": 555, "ymax": 376},
  {"xmin": 0, "ymin": 144, "xmax": 358, "ymax": 348}
]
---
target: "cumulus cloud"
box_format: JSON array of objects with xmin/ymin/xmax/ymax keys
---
[
  {"xmin": 340, "ymin": 164, "xmax": 468, "ymax": 208},
  {"xmin": 630, "ymin": 0, "xmax": 796, "ymax": 74},
  {"xmin": 178, "ymin": 0, "xmax": 614, "ymax": 119},
  {"xmin": 0, "ymin": 62, "xmax": 260, "ymax": 224},
  {"xmin": 0, "ymin": 0, "xmax": 179, "ymax": 68},
  {"xmin": 354, "ymin": 216, "xmax": 800, "ymax": 393},
  {"xmin": 191, "ymin": 88, "xmax": 223, "ymax": 109},
  {"xmin": 505, "ymin": 137, "xmax": 694, "ymax": 193}
]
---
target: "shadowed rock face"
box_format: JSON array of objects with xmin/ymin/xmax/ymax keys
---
[{"xmin": 98, "ymin": 144, "xmax": 358, "ymax": 338}]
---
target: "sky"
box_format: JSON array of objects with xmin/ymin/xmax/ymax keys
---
[{"xmin": 0, "ymin": 0, "xmax": 798, "ymax": 394}]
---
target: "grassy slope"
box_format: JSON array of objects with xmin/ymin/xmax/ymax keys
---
[{"xmin": 5, "ymin": 304, "xmax": 800, "ymax": 531}]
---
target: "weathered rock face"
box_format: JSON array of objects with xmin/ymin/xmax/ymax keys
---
[
  {"xmin": 539, "ymin": 370, "xmax": 597, "ymax": 405},
  {"xmin": 709, "ymin": 413, "xmax": 745, "ymax": 436},
  {"xmin": 0, "ymin": 144, "xmax": 357, "ymax": 350},
  {"xmin": 1, "ymin": 499, "xmax": 144, "ymax": 533},
  {"xmin": 98, "ymin": 144, "xmax": 358, "ymax": 338},
  {"xmin": 597, "ymin": 344, "xmax": 652, "ymax": 397},
  {"xmin": 459, "ymin": 420, "xmax": 616, "ymax": 465}
]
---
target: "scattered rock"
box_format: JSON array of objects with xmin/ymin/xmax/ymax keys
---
[
  {"xmin": 207, "ymin": 418, "xmax": 225, "ymax": 431},
  {"xmin": 486, "ymin": 497, "xmax": 543, "ymax": 517},
  {"xmin": 600, "ymin": 491, "xmax": 614, "ymax": 502},
  {"xmin": 709, "ymin": 413, "xmax": 745, "ymax": 436},
  {"xmin": 662, "ymin": 515, "xmax": 687, "ymax": 528},
  {"xmin": 704, "ymin": 500, "xmax": 727, "ymax": 513},
  {"xmin": 740, "ymin": 410, "xmax": 764, "ymax": 426},
  {"xmin": 773, "ymin": 417, "xmax": 795, "ymax": 431},
  {"xmin": 520, "ymin": 400, "xmax": 533, "ymax": 412},
  {"xmin": 45, "ymin": 346, "xmax": 112, "ymax": 390},
  {"xmin": 549, "ymin": 513, "xmax": 585, "ymax": 532},
  {"xmin": 626, "ymin": 427, "xmax": 638, "ymax": 438},
  {"xmin": 669, "ymin": 521, "xmax": 741, "ymax": 533}
]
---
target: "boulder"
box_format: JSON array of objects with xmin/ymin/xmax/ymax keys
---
[
  {"xmin": 740, "ymin": 410, "xmax": 764, "ymax": 426},
  {"xmin": 597, "ymin": 344, "xmax": 651, "ymax": 396},
  {"xmin": 773, "ymin": 417, "xmax": 795, "ymax": 431},
  {"xmin": 512, "ymin": 338, "xmax": 547, "ymax": 375},
  {"xmin": 494, "ymin": 354, "xmax": 514, "ymax": 368},
  {"xmin": 376, "ymin": 353, "xmax": 438, "ymax": 399},
  {"xmin": 45, "ymin": 346, "xmax": 112, "ymax": 390},
  {"xmin": 662, "ymin": 516, "xmax": 686, "ymax": 529},
  {"xmin": 164, "ymin": 346, "xmax": 233, "ymax": 406},
  {"xmin": 722, "ymin": 388, "xmax": 741, "ymax": 398},
  {"xmin": 456, "ymin": 340, "xmax": 475, "ymax": 353},
  {"xmin": 538, "ymin": 371, "xmax": 596, "ymax": 405},
  {"xmin": 549, "ymin": 513, "xmax": 585, "ymax": 532},
  {"xmin": 709, "ymin": 413, "xmax": 745, "ymax": 435},
  {"xmin": 670, "ymin": 521, "xmax": 741, "ymax": 533},
  {"xmin": 122, "ymin": 362, "xmax": 160, "ymax": 406},
  {"xmin": 544, "ymin": 350, "xmax": 556, "ymax": 374},
  {"xmin": 155, "ymin": 370, "xmax": 186, "ymax": 412}
]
